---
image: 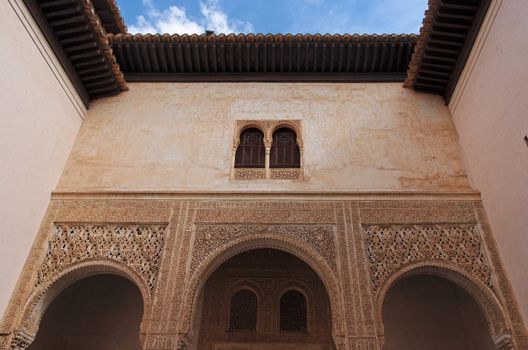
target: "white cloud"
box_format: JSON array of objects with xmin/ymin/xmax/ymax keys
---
[{"xmin": 128, "ymin": 0, "xmax": 253, "ymax": 34}]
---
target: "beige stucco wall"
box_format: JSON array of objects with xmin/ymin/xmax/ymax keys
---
[
  {"xmin": 448, "ymin": 0, "xmax": 528, "ymax": 322},
  {"xmin": 57, "ymin": 82, "xmax": 470, "ymax": 193},
  {"xmin": 0, "ymin": 0, "xmax": 84, "ymax": 317}
]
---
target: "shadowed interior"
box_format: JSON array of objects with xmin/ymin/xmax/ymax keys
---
[
  {"xmin": 28, "ymin": 274, "xmax": 143, "ymax": 350},
  {"xmin": 382, "ymin": 274, "xmax": 495, "ymax": 350},
  {"xmin": 195, "ymin": 248, "xmax": 335, "ymax": 350}
]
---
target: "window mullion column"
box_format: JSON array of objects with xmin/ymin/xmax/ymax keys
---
[{"xmin": 264, "ymin": 139, "xmax": 272, "ymax": 179}]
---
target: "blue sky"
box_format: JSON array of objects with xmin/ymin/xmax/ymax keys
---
[{"xmin": 118, "ymin": 0, "xmax": 428, "ymax": 35}]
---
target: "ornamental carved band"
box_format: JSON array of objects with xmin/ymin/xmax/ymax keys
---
[
  {"xmin": 191, "ymin": 224, "xmax": 336, "ymax": 273},
  {"xmin": 37, "ymin": 224, "xmax": 167, "ymax": 290},
  {"xmin": 364, "ymin": 224, "xmax": 492, "ymax": 291}
]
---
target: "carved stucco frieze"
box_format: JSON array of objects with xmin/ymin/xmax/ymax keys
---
[
  {"xmin": 2, "ymin": 199, "xmax": 527, "ymax": 350},
  {"xmin": 37, "ymin": 224, "xmax": 167, "ymax": 291},
  {"xmin": 191, "ymin": 224, "xmax": 337, "ymax": 274},
  {"xmin": 270, "ymin": 168, "xmax": 301, "ymax": 180},
  {"xmin": 233, "ymin": 168, "xmax": 265, "ymax": 180},
  {"xmin": 364, "ymin": 224, "xmax": 492, "ymax": 292},
  {"xmin": 235, "ymin": 120, "xmax": 303, "ymax": 143}
]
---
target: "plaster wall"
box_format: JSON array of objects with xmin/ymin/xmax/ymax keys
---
[
  {"xmin": 58, "ymin": 82, "xmax": 470, "ymax": 192},
  {"xmin": 0, "ymin": 0, "xmax": 84, "ymax": 318},
  {"xmin": 448, "ymin": 0, "xmax": 528, "ymax": 322}
]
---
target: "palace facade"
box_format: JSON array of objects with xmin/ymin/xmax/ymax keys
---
[{"xmin": 1, "ymin": 0, "xmax": 527, "ymax": 349}]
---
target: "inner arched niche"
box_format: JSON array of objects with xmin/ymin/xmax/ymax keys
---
[
  {"xmin": 27, "ymin": 274, "xmax": 144, "ymax": 350},
  {"xmin": 382, "ymin": 274, "xmax": 495, "ymax": 350},
  {"xmin": 194, "ymin": 248, "xmax": 335, "ymax": 350}
]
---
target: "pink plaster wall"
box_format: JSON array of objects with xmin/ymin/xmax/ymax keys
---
[
  {"xmin": 0, "ymin": 0, "xmax": 84, "ymax": 318},
  {"xmin": 449, "ymin": 0, "xmax": 528, "ymax": 322}
]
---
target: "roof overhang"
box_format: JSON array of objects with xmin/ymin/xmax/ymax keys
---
[
  {"xmin": 22, "ymin": 0, "xmax": 493, "ymax": 104},
  {"xmin": 23, "ymin": 0, "xmax": 128, "ymax": 106},
  {"xmin": 109, "ymin": 33, "xmax": 417, "ymax": 82},
  {"xmin": 404, "ymin": 0, "xmax": 492, "ymax": 102}
]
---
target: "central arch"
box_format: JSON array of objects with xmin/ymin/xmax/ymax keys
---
[{"xmin": 180, "ymin": 234, "xmax": 344, "ymax": 346}]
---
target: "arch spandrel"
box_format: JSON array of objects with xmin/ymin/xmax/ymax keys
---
[
  {"xmin": 15, "ymin": 260, "xmax": 152, "ymax": 349},
  {"xmin": 375, "ymin": 262, "xmax": 513, "ymax": 348},
  {"xmin": 180, "ymin": 233, "xmax": 345, "ymax": 339},
  {"xmin": 234, "ymin": 120, "xmax": 303, "ymax": 147}
]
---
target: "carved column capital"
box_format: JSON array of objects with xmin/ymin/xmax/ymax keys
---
[
  {"xmin": 176, "ymin": 333, "xmax": 189, "ymax": 350},
  {"xmin": 9, "ymin": 330, "xmax": 33, "ymax": 350},
  {"xmin": 494, "ymin": 333, "xmax": 514, "ymax": 350}
]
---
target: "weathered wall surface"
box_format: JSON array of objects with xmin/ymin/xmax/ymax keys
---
[
  {"xmin": 0, "ymin": 0, "xmax": 84, "ymax": 318},
  {"xmin": 448, "ymin": 0, "xmax": 528, "ymax": 323},
  {"xmin": 57, "ymin": 82, "xmax": 470, "ymax": 192}
]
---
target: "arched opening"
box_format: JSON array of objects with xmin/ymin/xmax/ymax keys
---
[
  {"xmin": 235, "ymin": 128, "xmax": 265, "ymax": 168},
  {"xmin": 195, "ymin": 248, "xmax": 334, "ymax": 350},
  {"xmin": 27, "ymin": 274, "xmax": 144, "ymax": 350},
  {"xmin": 270, "ymin": 127, "xmax": 300, "ymax": 168},
  {"xmin": 228, "ymin": 289, "xmax": 258, "ymax": 331},
  {"xmin": 382, "ymin": 275, "xmax": 495, "ymax": 350},
  {"xmin": 280, "ymin": 290, "xmax": 307, "ymax": 332}
]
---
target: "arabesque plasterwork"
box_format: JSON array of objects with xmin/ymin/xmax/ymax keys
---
[
  {"xmin": 37, "ymin": 224, "xmax": 167, "ymax": 291},
  {"xmin": 0, "ymin": 198, "xmax": 526, "ymax": 350},
  {"xmin": 364, "ymin": 223, "xmax": 492, "ymax": 291}
]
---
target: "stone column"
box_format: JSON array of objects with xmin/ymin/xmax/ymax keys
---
[{"xmin": 264, "ymin": 140, "xmax": 272, "ymax": 179}]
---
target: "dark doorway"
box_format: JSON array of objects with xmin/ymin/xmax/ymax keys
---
[
  {"xmin": 382, "ymin": 274, "xmax": 495, "ymax": 350},
  {"xmin": 28, "ymin": 274, "xmax": 144, "ymax": 350}
]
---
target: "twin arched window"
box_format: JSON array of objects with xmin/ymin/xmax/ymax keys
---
[
  {"xmin": 234, "ymin": 127, "xmax": 300, "ymax": 169},
  {"xmin": 228, "ymin": 288, "xmax": 307, "ymax": 332}
]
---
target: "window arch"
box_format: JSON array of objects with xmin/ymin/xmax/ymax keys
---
[
  {"xmin": 280, "ymin": 290, "xmax": 307, "ymax": 331},
  {"xmin": 228, "ymin": 289, "xmax": 258, "ymax": 331},
  {"xmin": 235, "ymin": 128, "xmax": 265, "ymax": 168},
  {"xmin": 270, "ymin": 128, "xmax": 300, "ymax": 168}
]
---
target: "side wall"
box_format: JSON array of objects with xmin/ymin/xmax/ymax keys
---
[
  {"xmin": 0, "ymin": 0, "xmax": 85, "ymax": 318},
  {"xmin": 57, "ymin": 82, "xmax": 470, "ymax": 192},
  {"xmin": 449, "ymin": 0, "xmax": 528, "ymax": 322}
]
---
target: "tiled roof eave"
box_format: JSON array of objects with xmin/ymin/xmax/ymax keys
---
[
  {"xmin": 403, "ymin": 0, "xmax": 493, "ymax": 101},
  {"xmin": 109, "ymin": 32, "xmax": 418, "ymax": 44},
  {"xmin": 404, "ymin": 0, "xmax": 441, "ymax": 89},
  {"xmin": 109, "ymin": 32, "xmax": 417, "ymax": 82},
  {"xmin": 103, "ymin": 0, "xmax": 127, "ymax": 33},
  {"xmin": 81, "ymin": 0, "xmax": 127, "ymax": 91}
]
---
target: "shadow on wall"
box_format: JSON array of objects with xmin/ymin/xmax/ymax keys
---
[
  {"xmin": 28, "ymin": 274, "xmax": 143, "ymax": 350},
  {"xmin": 382, "ymin": 275, "xmax": 495, "ymax": 350}
]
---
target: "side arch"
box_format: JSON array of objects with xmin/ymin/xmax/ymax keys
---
[
  {"xmin": 16, "ymin": 259, "xmax": 152, "ymax": 346},
  {"xmin": 375, "ymin": 262, "xmax": 512, "ymax": 346},
  {"xmin": 181, "ymin": 234, "xmax": 344, "ymax": 338}
]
